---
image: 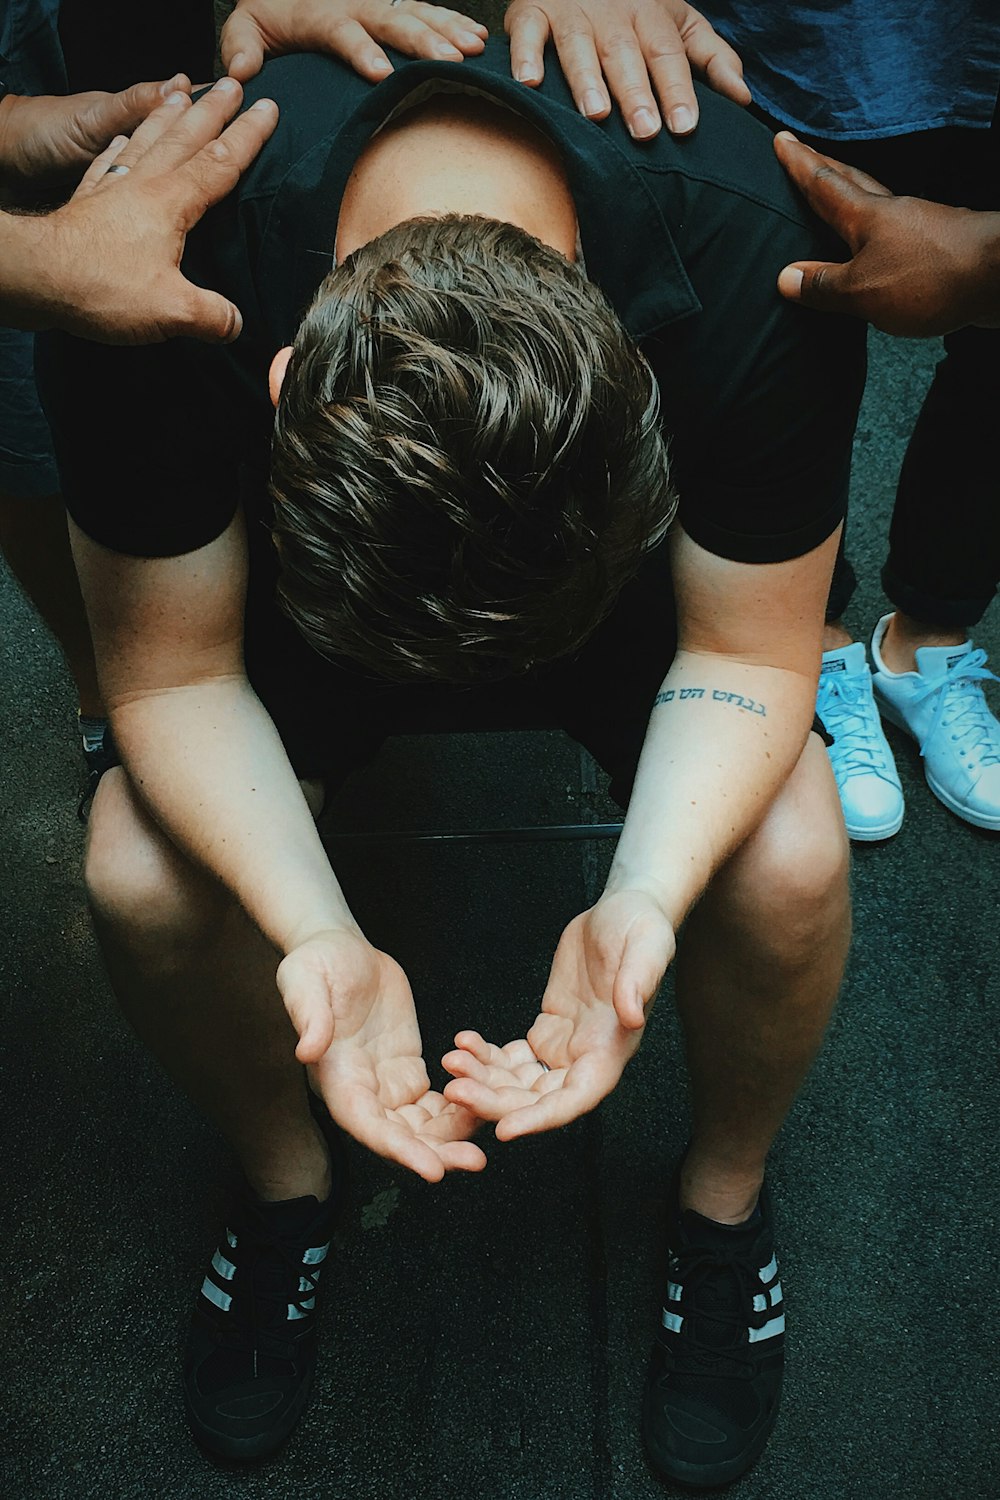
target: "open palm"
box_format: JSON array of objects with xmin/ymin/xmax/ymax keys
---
[
  {"xmin": 277, "ymin": 932, "xmax": 486, "ymax": 1181},
  {"xmin": 442, "ymin": 890, "xmax": 675, "ymax": 1140}
]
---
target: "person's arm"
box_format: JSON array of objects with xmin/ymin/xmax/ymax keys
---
[
  {"xmin": 443, "ymin": 523, "xmax": 838, "ymax": 1137},
  {"xmin": 0, "ymin": 79, "xmax": 278, "ymax": 344},
  {"xmin": 774, "ymin": 131, "xmax": 1000, "ymax": 337},
  {"xmin": 221, "ymin": 0, "xmax": 488, "ymax": 81},
  {"xmin": 504, "ymin": 0, "xmax": 750, "ymax": 138},
  {"xmin": 71, "ymin": 513, "xmax": 485, "ymax": 1180}
]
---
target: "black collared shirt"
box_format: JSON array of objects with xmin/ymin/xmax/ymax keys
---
[{"xmin": 44, "ymin": 43, "xmax": 864, "ymax": 581}]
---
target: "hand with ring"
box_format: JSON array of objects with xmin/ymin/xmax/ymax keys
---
[
  {"xmin": 220, "ymin": 0, "xmax": 488, "ymax": 84},
  {"xmin": 1, "ymin": 78, "xmax": 278, "ymax": 343},
  {"xmin": 442, "ymin": 890, "xmax": 676, "ymax": 1140}
]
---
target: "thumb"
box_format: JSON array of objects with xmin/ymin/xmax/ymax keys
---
[
  {"xmin": 276, "ymin": 963, "xmax": 335, "ymax": 1062},
  {"xmin": 220, "ymin": 13, "xmax": 266, "ymax": 81},
  {"xmin": 777, "ymin": 259, "xmax": 853, "ymax": 314},
  {"xmin": 612, "ymin": 916, "xmax": 674, "ymax": 1030},
  {"xmin": 172, "ymin": 278, "xmax": 245, "ymax": 344}
]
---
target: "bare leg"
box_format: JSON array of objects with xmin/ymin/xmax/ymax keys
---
[
  {"xmin": 878, "ymin": 609, "xmax": 967, "ymax": 670},
  {"xmin": 0, "ymin": 489, "xmax": 102, "ymax": 716},
  {"xmin": 675, "ymin": 734, "xmax": 852, "ymax": 1223},
  {"xmin": 85, "ymin": 767, "xmax": 330, "ymax": 1202}
]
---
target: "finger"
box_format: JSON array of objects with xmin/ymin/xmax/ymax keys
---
[
  {"xmin": 506, "ymin": 5, "xmax": 549, "ymax": 86},
  {"xmin": 431, "ymin": 1140, "xmax": 488, "ymax": 1172},
  {"xmin": 492, "ymin": 1078, "xmax": 595, "ymax": 1141},
  {"xmin": 450, "ymin": 1030, "xmax": 526, "ymax": 1068},
  {"xmin": 776, "ymin": 259, "xmax": 854, "ymax": 314},
  {"xmin": 773, "ymin": 131, "xmax": 893, "ymax": 247},
  {"xmin": 774, "ymin": 131, "xmax": 893, "ymax": 198},
  {"xmin": 443, "ymin": 1077, "xmax": 542, "ymax": 1121},
  {"xmin": 376, "ymin": 11, "xmax": 466, "ymax": 63},
  {"xmin": 116, "ymin": 77, "xmax": 247, "ymax": 177},
  {"xmin": 404, "ymin": 4, "xmax": 488, "ymax": 51},
  {"xmin": 677, "ymin": 15, "xmax": 751, "ymax": 107},
  {"xmin": 440, "ymin": 1048, "xmax": 496, "ymax": 1083},
  {"xmin": 634, "ymin": 13, "xmax": 696, "ymax": 136},
  {"xmin": 92, "ymin": 88, "xmax": 193, "ymax": 172},
  {"xmin": 86, "ymin": 74, "xmax": 192, "ymax": 142},
  {"xmin": 548, "ymin": 21, "xmax": 613, "ymax": 120},
  {"xmin": 166, "ymin": 97, "xmax": 279, "ymax": 232},
  {"xmin": 72, "ymin": 134, "xmax": 129, "ymax": 199},
  {"xmin": 596, "ymin": 25, "xmax": 664, "ymax": 139},
  {"xmin": 219, "ymin": 11, "xmax": 266, "ymax": 82}
]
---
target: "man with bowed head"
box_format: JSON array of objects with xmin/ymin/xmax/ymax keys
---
[{"xmin": 41, "ymin": 16, "xmax": 863, "ymax": 1489}]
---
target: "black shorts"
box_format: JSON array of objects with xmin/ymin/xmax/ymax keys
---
[{"xmin": 249, "ymin": 539, "xmax": 679, "ymax": 809}]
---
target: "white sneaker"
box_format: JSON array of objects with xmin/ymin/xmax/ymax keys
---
[
  {"xmin": 871, "ymin": 614, "xmax": 1000, "ymax": 831},
  {"xmin": 816, "ymin": 642, "xmax": 905, "ymax": 841}
]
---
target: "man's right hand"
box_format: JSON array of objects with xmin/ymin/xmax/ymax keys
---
[
  {"xmin": 278, "ymin": 930, "xmax": 488, "ymax": 1182},
  {"xmin": 6, "ymin": 77, "xmax": 278, "ymax": 344}
]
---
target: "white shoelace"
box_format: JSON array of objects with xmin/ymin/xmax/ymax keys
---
[
  {"xmin": 817, "ymin": 673, "xmax": 898, "ymax": 783},
  {"xmin": 907, "ymin": 649, "xmax": 1000, "ymax": 766}
]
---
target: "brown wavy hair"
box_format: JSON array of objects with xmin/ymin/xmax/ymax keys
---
[{"xmin": 270, "ymin": 214, "xmax": 675, "ymax": 682}]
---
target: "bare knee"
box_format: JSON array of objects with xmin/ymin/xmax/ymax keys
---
[
  {"xmin": 85, "ymin": 768, "xmax": 228, "ymax": 955},
  {"xmin": 719, "ymin": 738, "xmax": 851, "ymax": 965}
]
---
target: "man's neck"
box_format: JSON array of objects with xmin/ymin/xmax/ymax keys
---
[{"xmin": 335, "ymin": 92, "xmax": 579, "ymax": 262}]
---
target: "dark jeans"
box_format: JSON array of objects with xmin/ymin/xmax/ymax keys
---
[{"xmin": 756, "ymin": 107, "xmax": 1000, "ymax": 630}]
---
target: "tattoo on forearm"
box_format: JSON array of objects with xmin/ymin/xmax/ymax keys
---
[{"xmin": 653, "ymin": 687, "xmax": 767, "ymax": 717}]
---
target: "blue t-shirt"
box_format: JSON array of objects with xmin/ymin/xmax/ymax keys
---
[{"xmin": 702, "ymin": 2, "xmax": 999, "ymax": 139}]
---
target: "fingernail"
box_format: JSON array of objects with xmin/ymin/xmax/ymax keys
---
[
  {"xmin": 783, "ymin": 268, "xmax": 804, "ymax": 295},
  {"xmin": 668, "ymin": 105, "xmax": 695, "ymax": 135},
  {"xmin": 249, "ymin": 98, "xmax": 276, "ymax": 112},
  {"xmin": 629, "ymin": 107, "xmax": 660, "ymax": 139},
  {"xmin": 458, "ymin": 30, "xmax": 483, "ymax": 47},
  {"xmin": 515, "ymin": 66, "xmax": 541, "ymax": 84},
  {"xmin": 214, "ymin": 76, "xmax": 240, "ymax": 94},
  {"xmin": 159, "ymin": 73, "xmax": 184, "ymax": 95},
  {"xmin": 580, "ymin": 88, "xmax": 606, "ymax": 117},
  {"xmin": 370, "ymin": 56, "xmax": 392, "ymax": 74},
  {"xmin": 436, "ymin": 43, "xmax": 464, "ymax": 60},
  {"xmin": 165, "ymin": 90, "xmax": 188, "ymax": 106},
  {"xmin": 228, "ymin": 53, "xmax": 248, "ymax": 74}
]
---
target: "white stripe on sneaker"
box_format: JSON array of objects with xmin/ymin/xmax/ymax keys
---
[
  {"xmin": 201, "ymin": 1277, "xmax": 232, "ymax": 1313},
  {"xmin": 748, "ymin": 1314, "xmax": 785, "ymax": 1343},
  {"xmin": 303, "ymin": 1242, "xmax": 330, "ymax": 1266},
  {"xmin": 211, "ymin": 1249, "xmax": 236, "ymax": 1281},
  {"xmin": 758, "ymin": 1255, "xmax": 778, "ymax": 1284},
  {"xmin": 661, "ymin": 1309, "xmax": 684, "ymax": 1334}
]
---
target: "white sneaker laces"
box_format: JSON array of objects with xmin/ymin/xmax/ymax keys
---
[
  {"xmin": 909, "ymin": 648, "xmax": 1000, "ymax": 765},
  {"xmin": 817, "ymin": 673, "xmax": 897, "ymax": 783}
]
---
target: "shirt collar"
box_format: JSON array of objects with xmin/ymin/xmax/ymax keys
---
[{"xmin": 265, "ymin": 43, "xmax": 701, "ymax": 345}]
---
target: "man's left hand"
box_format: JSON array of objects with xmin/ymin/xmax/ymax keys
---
[
  {"xmin": 504, "ymin": 0, "xmax": 750, "ymax": 140},
  {"xmin": 442, "ymin": 890, "xmax": 675, "ymax": 1138},
  {"xmin": 221, "ymin": 0, "xmax": 488, "ymax": 83},
  {"xmin": 0, "ymin": 74, "xmax": 192, "ymax": 201}
]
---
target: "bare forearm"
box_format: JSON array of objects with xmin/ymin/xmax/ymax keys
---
[
  {"xmin": 111, "ymin": 678, "xmax": 360, "ymax": 953},
  {"xmin": 606, "ymin": 651, "xmax": 816, "ymax": 925}
]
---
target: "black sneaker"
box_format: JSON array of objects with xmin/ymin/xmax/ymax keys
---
[
  {"xmin": 642, "ymin": 1173, "xmax": 785, "ymax": 1489},
  {"xmin": 183, "ymin": 1177, "xmax": 341, "ymax": 1461}
]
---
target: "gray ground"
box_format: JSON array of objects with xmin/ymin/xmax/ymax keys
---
[{"xmin": 1, "ymin": 328, "xmax": 998, "ymax": 1500}]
